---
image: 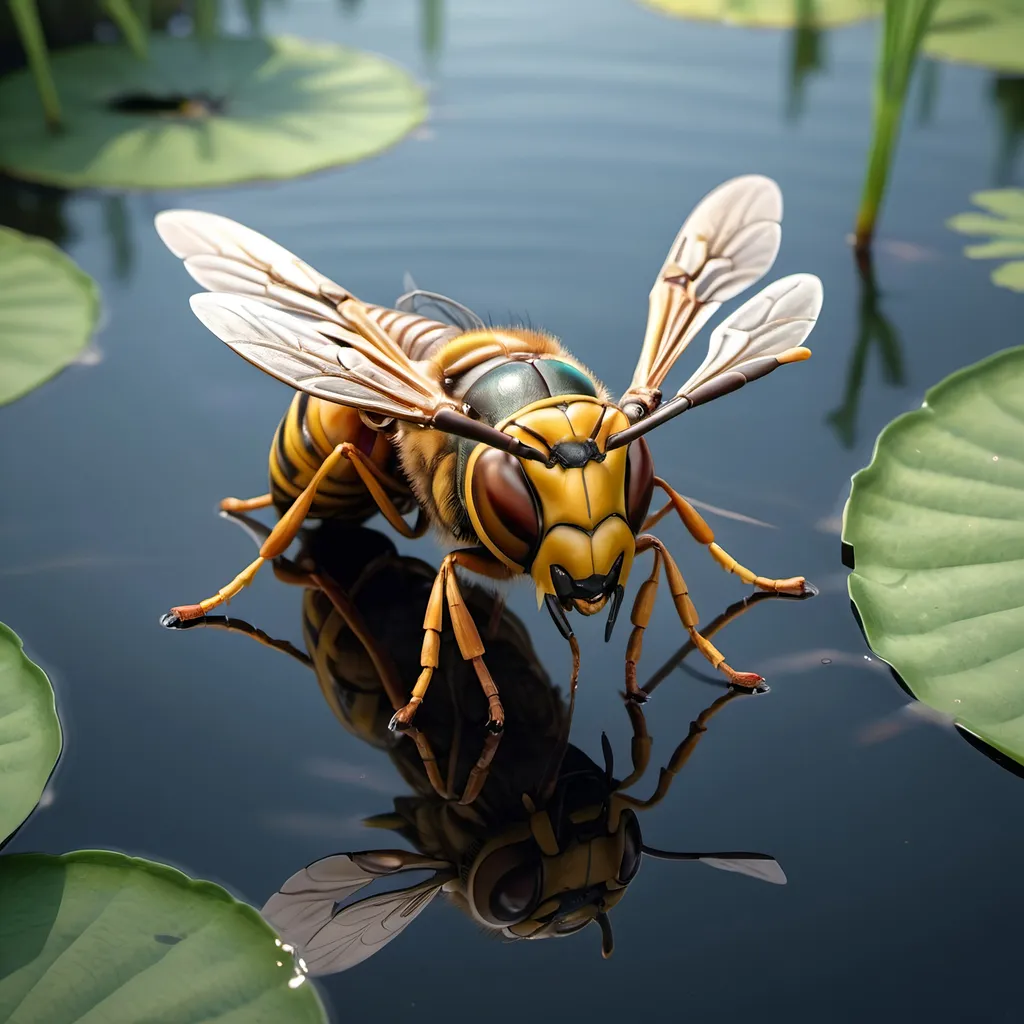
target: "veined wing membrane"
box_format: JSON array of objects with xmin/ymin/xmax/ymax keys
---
[
  {"xmin": 625, "ymin": 175, "xmax": 783, "ymax": 406},
  {"xmin": 190, "ymin": 293, "xmax": 449, "ymax": 423},
  {"xmin": 606, "ymin": 273, "xmax": 822, "ymax": 449}
]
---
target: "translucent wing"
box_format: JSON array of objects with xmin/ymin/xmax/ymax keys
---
[
  {"xmin": 155, "ymin": 210, "xmax": 457, "ymax": 421},
  {"xmin": 676, "ymin": 273, "xmax": 823, "ymax": 398},
  {"xmin": 623, "ymin": 175, "xmax": 783, "ymax": 408},
  {"xmin": 188, "ymin": 292, "xmax": 446, "ymax": 423},
  {"xmin": 396, "ymin": 274, "xmax": 486, "ymax": 333},
  {"xmin": 699, "ymin": 854, "xmax": 787, "ymax": 885},
  {"xmin": 606, "ymin": 274, "xmax": 822, "ymax": 449},
  {"xmin": 262, "ymin": 850, "xmax": 453, "ymax": 975}
]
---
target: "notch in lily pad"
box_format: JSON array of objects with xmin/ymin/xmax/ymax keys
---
[
  {"xmin": 0, "ymin": 35, "xmax": 427, "ymax": 189},
  {"xmin": 842, "ymin": 346, "xmax": 1024, "ymax": 775}
]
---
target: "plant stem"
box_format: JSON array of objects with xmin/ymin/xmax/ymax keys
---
[
  {"xmin": 195, "ymin": 0, "xmax": 218, "ymax": 40},
  {"xmin": 854, "ymin": 0, "xmax": 939, "ymax": 255},
  {"xmin": 6, "ymin": 0, "xmax": 61, "ymax": 129},
  {"xmin": 131, "ymin": 0, "xmax": 150, "ymax": 28},
  {"xmin": 102, "ymin": 0, "xmax": 148, "ymax": 59}
]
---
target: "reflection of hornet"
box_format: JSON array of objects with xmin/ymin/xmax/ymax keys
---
[
  {"xmin": 187, "ymin": 520, "xmax": 790, "ymax": 974},
  {"xmin": 156, "ymin": 175, "xmax": 822, "ymax": 732}
]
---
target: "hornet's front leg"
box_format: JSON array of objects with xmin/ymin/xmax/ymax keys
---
[
  {"xmin": 389, "ymin": 548, "xmax": 514, "ymax": 735},
  {"xmin": 624, "ymin": 534, "xmax": 765, "ymax": 700},
  {"xmin": 644, "ymin": 477, "xmax": 813, "ymax": 596}
]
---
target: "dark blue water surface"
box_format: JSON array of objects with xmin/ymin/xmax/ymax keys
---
[{"xmin": 2, "ymin": 2, "xmax": 1024, "ymax": 1021}]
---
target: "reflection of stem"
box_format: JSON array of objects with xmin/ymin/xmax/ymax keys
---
[
  {"xmin": 102, "ymin": 194, "xmax": 133, "ymax": 282},
  {"xmin": 854, "ymin": 0, "xmax": 939, "ymax": 255},
  {"xmin": 914, "ymin": 58, "xmax": 938, "ymax": 126},
  {"xmin": 826, "ymin": 250, "xmax": 905, "ymax": 449},
  {"xmin": 131, "ymin": 0, "xmax": 150, "ymax": 27},
  {"xmin": 7, "ymin": 0, "xmax": 61, "ymax": 128},
  {"xmin": 242, "ymin": 0, "xmax": 262, "ymax": 34},
  {"xmin": 992, "ymin": 75, "xmax": 1024, "ymax": 186},
  {"xmin": 784, "ymin": 0, "xmax": 821, "ymax": 123},
  {"xmin": 420, "ymin": 0, "xmax": 443, "ymax": 66}
]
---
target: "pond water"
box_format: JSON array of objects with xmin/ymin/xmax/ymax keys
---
[{"xmin": 2, "ymin": 1, "xmax": 1024, "ymax": 1021}]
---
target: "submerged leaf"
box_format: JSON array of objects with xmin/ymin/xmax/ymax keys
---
[
  {"xmin": 924, "ymin": 0, "xmax": 1024, "ymax": 73},
  {"xmin": 0, "ymin": 227, "xmax": 98, "ymax": 406},
  {"xmin": 843, "ymin": 347, "xmax": 1024, "ymax": 769},
  {"xmin": 948, "ymin": 188, "xmax": 1024, "ymax": 291},
  {"xmin": 0, "ymin": 622, "xmax": 61, "ymax": 843},
  {"xmin": 0, "ymin": 851, "xmax": 328, "ymax": 1022},
  {"xmin": 636, "ymin": 0, "xmax": 881, "ymax": 27},
  {"xmin": 0, "ymin": 35, "xmax": 427, "ymax": 189}
]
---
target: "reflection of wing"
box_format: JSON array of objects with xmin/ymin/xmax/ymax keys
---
[
  {"xmin": 397, "ymin": 273, "xmax": 486, "ymax": 333},
  {"xmin": 699, "ymin": 854, "xmax": 787, "ymax": 885},
  {"xmin": 624, "ymin": 175, "xmax": 783, "ymax": 407},
  {"xmin": 606, "ymin": 274, "xmax": 822, "ymax": 449},
  {"xmin": 262, "ymin": 851, "xmax": 454, "ymax": 975},
  {"xmin": 299, "ymin": 878, "xmax": 444, "ymax": 975}
]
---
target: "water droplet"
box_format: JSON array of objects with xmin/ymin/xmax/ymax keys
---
[
  {"xmin": 863, "ymin": 655, "xmax": 872, "ymax": 661},
  {"xmin": 954, "ymin": 698, "xmax": 961, "ymax": 704},
  {"xmin": 993, "ymin": 456, "xmax": 999, "ymax": 462},
  {"xmin": 821, "ymin": 658, "xmax": 832, "ymax": 665}
]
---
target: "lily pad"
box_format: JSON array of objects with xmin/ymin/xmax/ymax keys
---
[
  {"xmin": 0, "ymin": 851, "xmax": 327, "ymax": 1022},
  {"xmin": 0, "ymin": 622, "xmax": 61, "ymax": 844},
  {"xmin": 636, "ymin": 0, "xmax": 881, "ymax": 27},
  {"xmin": 924, "ymin": 0, "xmax": 1024, "ymax": 74},
  {"xmin": 0, "ymin": 35, "xmax": 426, "ymax": 189},
  {"xmin": 842, "ymin": 346, "xmax": 1024, "ymax": 768},
  {"xmin": 0, "ymin": 228, "xmax": 98, "ymax": 407},
  {"xmin": 947, "ymin": 189, "xmax": 1024, "ymax": 292}
]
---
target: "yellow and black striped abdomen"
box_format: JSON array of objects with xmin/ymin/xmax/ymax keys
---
[{"xmin": 269, "ymin": 392, "xmax": 415, "ymax": 521}]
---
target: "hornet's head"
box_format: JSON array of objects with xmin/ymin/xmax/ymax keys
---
[
  {"xmin": 464, "ymin": 396, "xmax": 654, "ymax": 641},
  {"xmin": 462, "ymin": 779, "xmax": 644, "ymax": 956}
]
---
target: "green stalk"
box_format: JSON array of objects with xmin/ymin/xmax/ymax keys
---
[
  {"xmin": 131, "ymin": 0, "xmax": 150, "ymax": 28},
  {"xmin": 102, "ymin": 0, "xmax": 147, "ymax": 59},
  {"xmin": 195, "ymin": 0, "xmax": 218, "ymax": 40},
  {"xmin": 854, "ymin": 0, "xmax": 939, "ymax": 255},
  {"xmin": 6, "ymin": 0, "xmax": 61, "ymax": 128}
]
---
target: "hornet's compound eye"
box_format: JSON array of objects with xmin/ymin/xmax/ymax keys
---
[
  {"xmin": 470, "ymin": 448, "xmax": 540, "ymax": 567},
  {"xmin": 471, "ymin": 841, "xmax": 544, "ymax": 925},
  {"xmin": 625, "ymin": 438, "xmax": 655, "ymax": 534}
]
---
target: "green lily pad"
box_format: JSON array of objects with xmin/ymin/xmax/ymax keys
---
[
  {"xmin": 0, "ymin": 851, "xmax": 327, "ymax": 1022},
  {"xmin": 842, "ymin": 346, "xmax": 1024, "ymax": 768},
  {"xmin": 0, "ymin": 622, "xmax": 61, "ymax": 844},
  {"xmin": 924, "ymin": 0, "xmax": 1024, "ymax": 74},
  {"xmin": 947, "ymin": 189, "xmax": 1024, "ymax": 293},
  {"xmin": 0, "ymin": 35, "xmax": 426, "ymax": 189},
  {"xmin": 636, "ymin": 0, "xmax": 881, "ymax": 27},
  {"xmin": 0, "ymin": 227, "xmax": 98, "ymax": 407}
]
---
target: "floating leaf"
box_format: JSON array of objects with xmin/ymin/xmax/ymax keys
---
[
  {"xmin": 0, "ymin": 851, "xmax": 327, "ymax": 1022},
  {"xmin": 0, "ymin": 35, "xmax": 426, "ymax": 189},
  {"xmin": 0, "ymin": 227, "xmax": 99, "ymax": 406},
  {"xmin": 924, "ymin": 0, "xmax": 1024, "ymax": 73},
  {"xmin": 843, "ymin": 346, "xmax": 1024, "ymax": 769},
  {"xmin": 948, "ymin": 189, "xmax": 1024, "ymax": 293},
  {"xmin": 0, "ymin": 622, "xmax": 61, "ymax": 844},
  {"xmin": 636, "ymin": 0, "xmax": 881, "ymax": 27}
]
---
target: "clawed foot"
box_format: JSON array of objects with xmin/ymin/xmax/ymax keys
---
[
  {"xmin": 622, "ymin": 687, "xmax": 650, "ymax": 705},
  {"xmin": 160, "ymin": 604, "xmax": 205, "ymax": 629},
  {"xmin": 389, "ymin": 699, "xmax": 422, "ymax": 733},
  {"xmin": 758, "ymin": 576, "xmax": 816, "ymax": 597},
  {"xmin": 486, "ymin": 711, "xmax": 505, "ymax": 734},
  {"xmin": 728, "ymin": 671, "xmax": 768, "ymax": 693}
]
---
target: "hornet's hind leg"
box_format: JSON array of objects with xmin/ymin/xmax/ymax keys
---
[
  {"xmin": 163, "ymin": 442, "xmax": 426, "ymax": 625},
  {"xmin": 644, "ymin": 477, "xmax": 812, "ymax": 595}
]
